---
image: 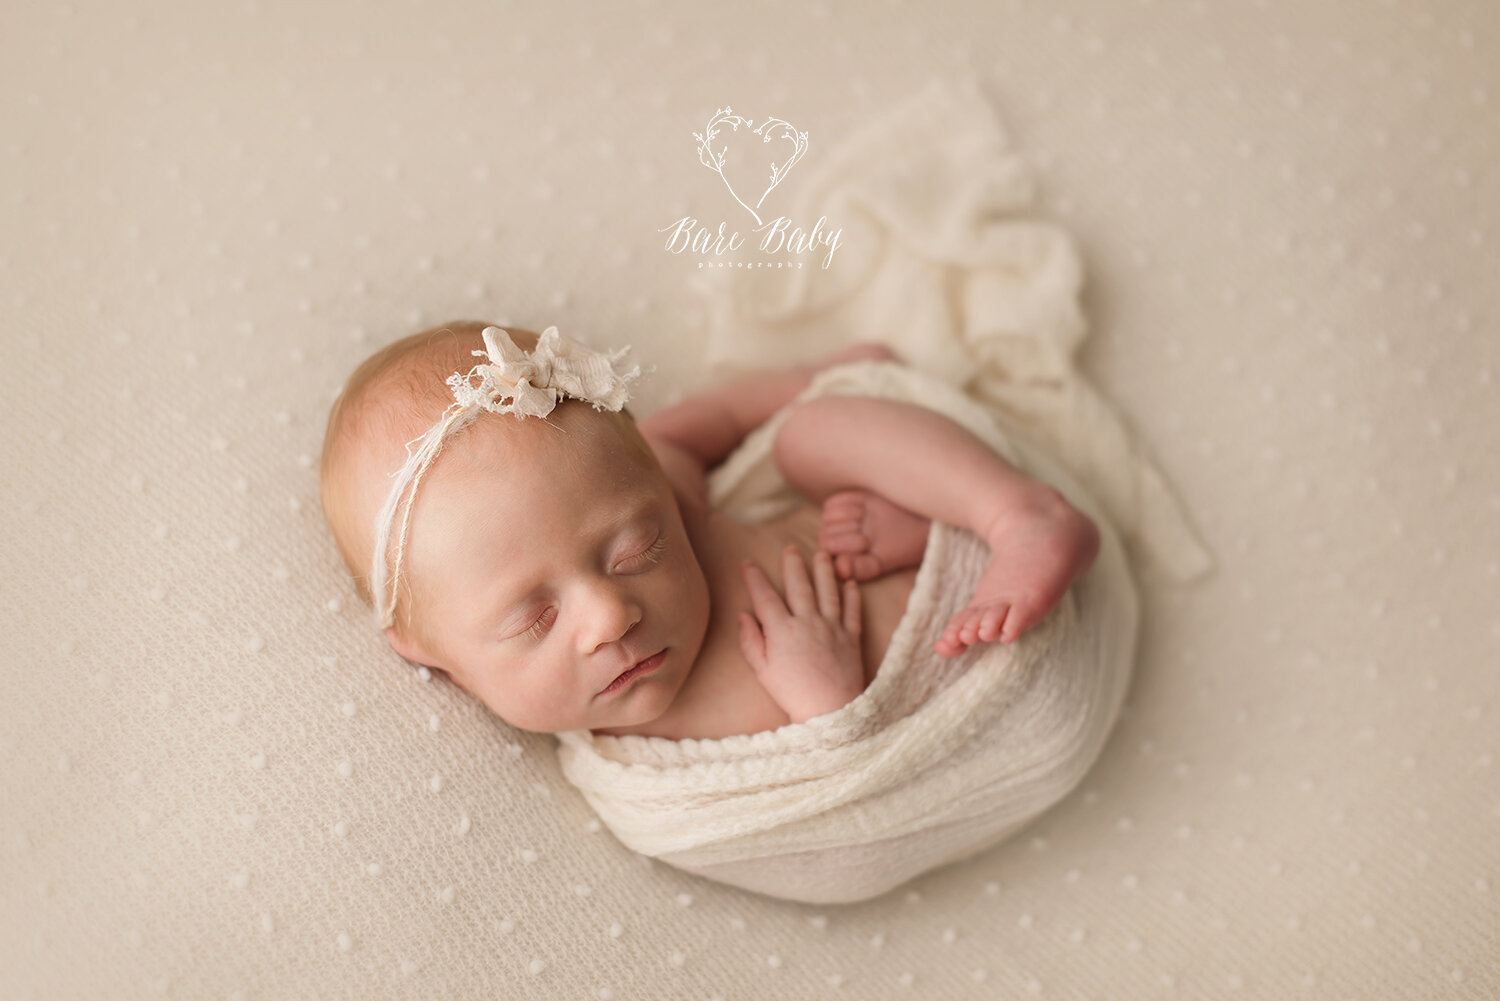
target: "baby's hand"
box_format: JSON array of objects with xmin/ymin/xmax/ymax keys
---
[{"xmin": 738, "ymin": 546, "xmax": 865, "ymax": 724}]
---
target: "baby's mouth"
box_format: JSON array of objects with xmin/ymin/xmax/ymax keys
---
[{"xmin": 598, "ymin": 649, "xmax": 667, "ymax": 697}]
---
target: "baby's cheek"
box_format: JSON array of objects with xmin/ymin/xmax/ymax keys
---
[
  {"xmin": 677, "ymin": 554, "xmax": 713, "ymax": 645},
  {"xmin": 496, "ymin": 675, "xmax": 591, "ymax": 734}
]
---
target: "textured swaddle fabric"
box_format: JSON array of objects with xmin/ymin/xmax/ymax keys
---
[
  {"xmin": 8, "ymin": 1, "xmax": 1500, "ymax": 996},
  {"xmin": 557, "ymin": 361, "xmax": 1137, "ymax": 903},
  {"xmin": 693, "ymin": 76, "xmax": 1212, "ymax": 584}
]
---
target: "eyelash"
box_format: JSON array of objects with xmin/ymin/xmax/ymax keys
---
[
  {"xmin": 520, "ymin": 605, "xmax": 556, "ymax": 641},
  {"xmin": 625, "ymin": 535, "xmax": 668, "ymax": 570},
  {"xmin": 512, "ymin": 537, "xmax": 665, "ymax": 642}
]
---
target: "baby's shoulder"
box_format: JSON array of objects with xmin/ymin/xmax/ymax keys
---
[{"xmin": 641, "ymin": 430, "xmax": 710, "ymax": 517}]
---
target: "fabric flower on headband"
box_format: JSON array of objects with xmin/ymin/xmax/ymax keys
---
[
  {"xmin": 370, "ymin": 325, "xmax": 641, "ymax": 629},
  {"xmin": 447, "ymin": 325, "xmax": 638, "ymax": 420}
]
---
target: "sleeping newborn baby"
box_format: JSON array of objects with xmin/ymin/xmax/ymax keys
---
[{"xmin": 319, "ymin": 320, "xmax": 1099, "ymax": 741}]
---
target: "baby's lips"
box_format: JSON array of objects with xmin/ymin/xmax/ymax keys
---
[{"xmin": 597, "ymin": 648, "xmax": 666, "ymax": 696}]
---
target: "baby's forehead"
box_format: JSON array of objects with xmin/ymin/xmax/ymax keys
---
[
  {"xmin": 437, "ymin": 402, "xmax": 640, "ymax": 477},
  {"xmin": 415, "ymin": 409, "xmax": 663, "ymax": 551}
]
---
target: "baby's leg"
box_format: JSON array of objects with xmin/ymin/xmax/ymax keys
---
[
  {"xmin": 930, "ymin": 487, "xmax": 1097, "ymax": 655},
  {"xmin": 773, "ymin": 395, "xmax": 1100, "ymax": 654},
  {"xmin": 818, "ymin": 490, "xmax": 930, "ymax": 581}
]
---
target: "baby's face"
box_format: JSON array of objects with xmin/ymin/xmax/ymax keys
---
[{"xmin": 387, "ymin": 405, "xmax": 710, "ymax": 734}]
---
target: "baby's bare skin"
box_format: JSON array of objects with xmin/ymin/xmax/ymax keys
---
[
  {"xmin": 768, "ymin": 393, "xmax": 1099, "ymax": 657},
  {"xmin": 597, "ymin": 500, "xmax": 915, "ymax": 740},
  {"xmin": 322, "ymin": 324, "xmax": 1097, "ymax": 743},
  {"xmin": 638, "ymin": 352, "xmax": 1099, "ymax": 734},
  {"xmin": 819, "ymin": 486, "xmax": 1099, "ymax": 654},
  {"xmin": 819, "ymin": 490, "xmax": 931, "ymax": 581}
]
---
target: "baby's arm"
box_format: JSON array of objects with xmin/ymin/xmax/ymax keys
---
[
  {"xmin": 638, "ymin": 343, "xmax": 897, "ymax": 474},
  {"xmin": 773, "ymin": 395, "xmax": 1100, "ymax": 652},
  {"xmin": 774, "ymin": 396, "xmax": 1041, "ymax": 534}
]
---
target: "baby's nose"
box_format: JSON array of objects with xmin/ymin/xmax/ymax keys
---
[{"xmin": 580, "ymin": 580, "xmax": 643, "ymax": 651}]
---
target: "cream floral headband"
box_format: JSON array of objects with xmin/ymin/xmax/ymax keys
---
[{"xmin": 370, "ymin": 325, "xmax": 641, "ymax": 629}]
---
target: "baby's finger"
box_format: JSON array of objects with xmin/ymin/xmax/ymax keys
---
[
  {"xmin": 841, "ymin": 578, "xmax": 862, "ymax": 635},
  {"xmin": 740, "ymin": 560, "xmax": 789, "ymax": 622},
  {"xmin": 812, "ymin": 551, "xmax": 841, "ymax": 619},
  {"xmin": 780, "ymin": 545, "xmax": 817, "ymax": 615},
  {"xmin": 738, "ymin": 612, "xmax": 767, "ymax": 672}
]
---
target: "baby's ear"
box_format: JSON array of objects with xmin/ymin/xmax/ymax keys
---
[
  {"xmin": 384, "ymin": 626, "xmax": 434, "ymax": 668},
  {"xmin": 384, "ymin": 628, "xmax": 469, "ymax": 691},
  {"xmin": 385, "ymin": 627, "xmax": 469, "ymax": 691}
]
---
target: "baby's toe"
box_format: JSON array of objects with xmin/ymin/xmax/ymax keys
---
[
  {"xmin": 977, "ymin": 604, "xmax": 1009, "ymax": 643},
  {"xmin": 948, "ymin": 609, "xmax": 984, "ymax": 647},
  {"xmin": 821, "ymin": 493, "xmax": 866, "ymax": 526},
  {"xmin": 833, "ymin": 553, "xmax": 879, "ymax": 580},
  {"xmin": 935, "ymin": 619, "xmax": 967, "ymax": 657},
  {"xmin": 824, "ymin": 490, "xmax": 868, "ymax": 513},
  {"xmin": 819, "ymin": 528, "xmax": 869, "ymax": 554},
  {"xmin": 843, "ymin": 553, "xmax": 882, "ymax": 581},
  {"xmin": 820, "ymin": 504, "xmax": 859, "ymax": 526},
  {"xmin": 1000, "ymin": 605, "xmax": 1035, "ymax": 643}
]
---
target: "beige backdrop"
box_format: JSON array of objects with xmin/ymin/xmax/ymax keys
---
[{"xmin": 3, "ymin": 1, "xmax": 1497, "ymax": 999}]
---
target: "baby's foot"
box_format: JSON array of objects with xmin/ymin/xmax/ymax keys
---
[
  {"xmin": 818, "ymin": 490, "xmax": 930, "ymax": 581},
  {"xmin": 935, "ymin": 486, "xmax": 1100, "ymax": 657}
]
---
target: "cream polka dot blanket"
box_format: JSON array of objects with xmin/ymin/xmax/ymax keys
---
[{"xmin": 557, "ymin": 361, "xmax": 1138, "ymax": 904}]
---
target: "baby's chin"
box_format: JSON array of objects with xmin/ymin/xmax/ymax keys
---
[
  {"xmin": 589, "ymin": 699, "xmax": 672, "ymax": 737},
  {"xmin": 481, "ymin": 691, "xmax": 672, "ymax": 737}
]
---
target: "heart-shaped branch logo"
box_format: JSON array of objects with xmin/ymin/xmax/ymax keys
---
[{"xmin": 694, "ymin": 106, "xmax": 809, "ymax": 226}]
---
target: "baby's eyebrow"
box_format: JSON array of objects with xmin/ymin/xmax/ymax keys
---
[
  {"xmin": 591, "ymin": 494, "xmax": 662, "ymax": 539},
  {"xmin": 483, "ymin": 581, "xmax": 534, "ymax": 628}
]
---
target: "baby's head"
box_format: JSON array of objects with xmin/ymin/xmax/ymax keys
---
[{"xmin": 320, "ymin": 321, "xmax": 710, "ymax": 734}]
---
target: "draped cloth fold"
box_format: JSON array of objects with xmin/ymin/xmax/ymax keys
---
[
  {"xmin": 553, "ymin": 81, "xmax": 1209, "ymax": 903},
  {"xmin": 691, "ymin": 76, "xmax": 1211, "ymax": 581},
  {"xmin": 557, "ymin": 362, "xmax": 1139, "ymax": 904}
]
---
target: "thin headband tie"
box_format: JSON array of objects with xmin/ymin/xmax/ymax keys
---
[{"xmin": 369, "ymin": 325, "xmax": 641, "ymax": 629}]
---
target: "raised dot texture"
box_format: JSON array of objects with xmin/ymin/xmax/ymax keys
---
[{"xmin": 6, "ymin": 8, "xmax": 1498, "ymax": 1001}]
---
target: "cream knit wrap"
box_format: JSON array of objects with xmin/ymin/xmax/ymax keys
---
[{"xmin": 556, "ymin": 361, "xmax": 1138, "ymax": 905}]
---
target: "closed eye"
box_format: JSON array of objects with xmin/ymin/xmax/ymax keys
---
[
  {"xmin": 616, "ymin": 535, "xmax": 667, "ymax": 573},
  {"xmin": 518, "ymin": 605, "xmax": 557, "ymax": 642}
]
